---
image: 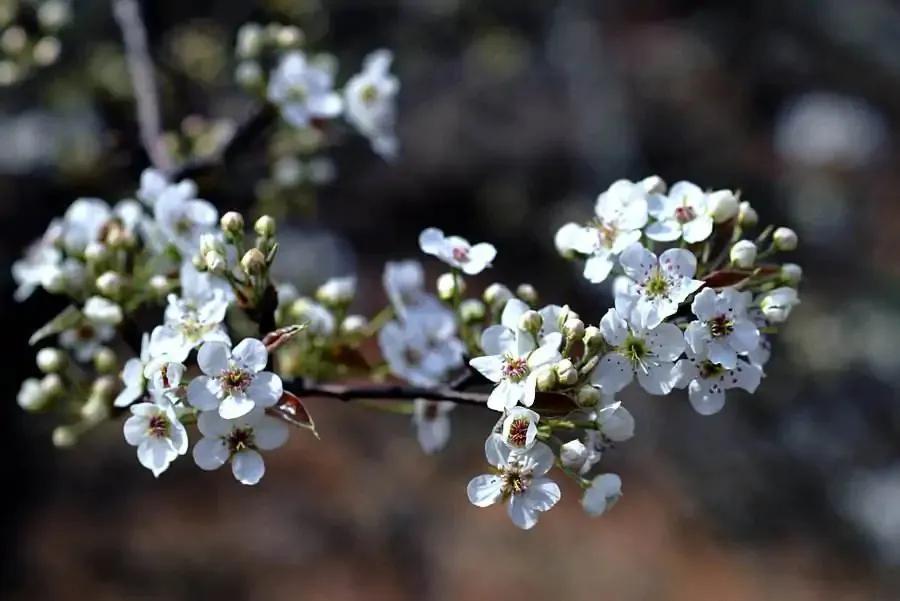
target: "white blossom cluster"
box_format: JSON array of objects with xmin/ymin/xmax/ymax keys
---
[{"xmin": 14, "ymin": 169, "xmax": 802, "ymax": 530}]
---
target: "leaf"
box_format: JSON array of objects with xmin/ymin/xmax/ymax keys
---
[
  {"xmin": 29, "ymin": 305, "xmax": 82, "ymax": 346},
  {"xmin": 703, "ymin": 265, "xmax": 779, "ymax": 288},
  {"xmin": 267, "ymin": 391, "xmax": 319, "ymax": 438},
  {"xmin": 262, "ymin": 324, "xmax": 307, "ymax": 352}
]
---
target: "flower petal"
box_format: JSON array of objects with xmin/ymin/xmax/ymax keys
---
[
  {"xmin": 219, "ymin": 393, "xmax": 256, "ymax": 420},
  {"xmin": 186, "ymin": 376, "xmax": 221, "ymax": 411},
  {"xmin": 254, "ymin": 416, "xmax": 290, "ymax": 451},
  {"xmin": 197, "ymin": 342, "xmax": 229, "ymax": 376},
  {"xmin": 232, "ymin": 338, "xmax": 269, "ymax": 373},
  {"xmin": 246, "ymin": 372, "xmax": 283, "ymax": 408},
  {"xmin": 467, "ymin": 474, "xmax": 503, "ymax": 508},
  {"xmin": 231, "ymin": 449, "xmax": 266, "ymax": 485}
]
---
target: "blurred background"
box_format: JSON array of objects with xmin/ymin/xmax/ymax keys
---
[{"xmin": 2, "ymin": 0, "xmax": 900, "ymax": 599}]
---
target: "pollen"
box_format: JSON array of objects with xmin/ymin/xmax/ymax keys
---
[
  {"xmin": 219, "ymin": 367, "xmax": 252, "ymax": 393},
  {"xmin": 227, "ymin": 427, "xmax": 255, "ymax": 453},
  {"xmin": 502, "ymin": 355, "xmax": 529, "ymax": 382},
  {"xmin": 147, "ymin": 415, "xmax": 170, "ymax": 438},
  {"xmin": 451, "ymin": 246, "xmax": 469, "ymax": 263},
  {"xmin": 506, "ymin": 418, "xmax": 530, "ymax": 448},
  {"xmin": 709, "ymin": 315, "xmax": 735, "ymax": 338}
]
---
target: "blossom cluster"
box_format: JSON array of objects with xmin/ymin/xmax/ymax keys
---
[
  {"xmin": 13, "ymin": 168, "xmax": 802, "ymax": 528},
  {"xmin": 0, "ymin": 0, "xmax": 69, "ymax": 86}
]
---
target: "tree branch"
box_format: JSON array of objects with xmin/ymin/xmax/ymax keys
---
[
  {"xmin": 287, "ymin": 381, "xmax": 492, "ymax": 409},
  {"xmin": 112, "ymin": 0, "xmax": 174, "ymax": 173}
]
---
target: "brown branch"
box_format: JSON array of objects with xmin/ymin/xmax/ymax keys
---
[
  {"xmin": 288, "ymin": 381, "xmax": 492, "ymax": 409},
  {"xmin": 112, "ymin": 0, "xmax": 174, "ymax": 173}
]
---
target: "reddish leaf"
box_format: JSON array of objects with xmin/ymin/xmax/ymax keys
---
[
  {"xmin": 531, "ymin": 392, "xmax": 578, "ymax": 416},
  {"xmin": 267, "ymin": 391, "xmax": 319, "ymax": 438},
  {"xmin": 263, "ymin": 324, "xmax": 306, "ymax": 352}
]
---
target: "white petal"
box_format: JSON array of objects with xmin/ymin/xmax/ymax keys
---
[
  {"xmin": 618, "ymin": 243, "xmax": 657, "ymax": 283},
  {"xmin": 637, "ymin": 361, "xmax": 676, "ymax": 395},
  {"xmin": 469, "ymin": 355, "xmax": 504, "ymax": 383},
  {"xmin": 599, "ymin": 308, "xmax": 629, "ymax": 346},
  {"xmin": 708, "ymin": 340, "xmax": 738, "ymax": 369},
  {"xmin": 688, "ymin": 380, "xmax": 726, "ymax": 415},
  {"xmin": 123, "ymin": 415, "xmax": 148, "ymax": 446},
  {"xmin": 500, "ymin": 298, "xmax": 529, "ymax": 330},
  {"xmin": 487, "ymin": 380, "xmax": 521, "ymax": 411},
  {"xmin": 529, "ymin": 442, "xmax": 555, "ymax": 476},
  {"xmin": 682, "ymin": 215, "xmax": 714, "ymax": 243},
  {"xmin": 523, "ymin": 477, "xmax": 561, "ymax": 512},
  {"xmin": 729, "ymin": 320, "xmax": 760, "ymax": 354},
  {"xmin": 583, "ymin": 253, "xmax": 615, "ymax": 284},
  {"xmin": 691, "ymin": 287, "xmax": 719, "ymax": 321},
  {"xmin": 232, "ymin": 338, "xmax": 269, "ymax": 373},
  {"xmin": 197, "ymin": 410, "xmax": 231, "ymax": 437},
  {"xmin": 583, "ymin": 473, "xmax": 622, "ymax": 517},
  {"xmin": 197, "ymin": 342, "xmax": 229, "ymax": 375},
  {"xmin": 186, "ymin": 376, "xmax": 221, "ymax": 411},
  {"xmin": 467, "ymin": 474, "xmax": 503, "ymax": 508},
  {"xmin": 672, "ymin": 358, "xmax": 700, "ymax": 389},
  {"xmin": 464, "ymin": 243, "xmax": 496, "ymax": 274},
  {"xmin": 527, "ymin": 342, "xmax": 561, "ymax": 369},
  {"xmin": 219, "ymin": 393, "xmax": 256, "ymax": 420},
  {"xmin": 231, "ymin": 449, "xmax": 266, "ymax": 485},
  {"xmin": 418, "ymin": 227, "xmax": 445, "ymax": 255},
  {"xmin": 507, "ymin": 495, "xmax": 540, "ymax": 530},
  {"xmin": 645, "ymin": 219, "xmax": 681, "ymax": 242},
  {"xmin": 592, "ymin": 353, "xmax": 633, "ymax": 393},
  {"xmin": 646, "ymin": 322, "xmax": 686, "ymax": 361},
  {"xmin": 246, "ymin": 372, "xmax": 283, "ymax": 408},
  {"xmin": 254, "ymin": 416, "xmax": 290, "ymax": 450},
  {"xmin": 484, "ymin": 433, "xmax": 509, "ymax": 468},
  {"xmin": 684, "ymin": 321, "xmax": 709, "ymax": 357},
  {"xmin": 658, "ymin": 248, "xmax": 698, "ymax": 280},
  {"xmin": 729, "ymin": 360, "xmax": 763, "ymax": 394},
  {"xmin": 137, "ymin": 438, "xmax": 175, "ymax": 477},
  {"xmin": 480, "ymin": 325, "xmax": 516, "ymax": 356}
]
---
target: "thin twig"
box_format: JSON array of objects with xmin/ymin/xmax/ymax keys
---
[
  {"xmin": 288, "ymin": 381, "xmax": 492, "ymax": 409},
  {"xmin": 112, "ymin": 0, "xmax": 174, "ymax": 173}
]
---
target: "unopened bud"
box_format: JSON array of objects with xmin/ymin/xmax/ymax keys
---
[
  {"xmin": 483, "ymin": 283, "xmax": 512, "ymax": 307},
  {"xmin": 84, "ymin": 241, "xmax": 108, "ymax": 265},
  {"xmin": 93, "ymin": 347, "xmax": 117, "ymax": 374},
  {"xmin": 236, "ymin": 23, "xmax": 263, "ymax": 59},
  {"xmin": 781, "ymin": 263, "xmax": 803, "ymax": 286},
  {"xmin": 36, "ymin": 347, "xmax": 65, "ymax": 374},
  {"xmin": 773, "ymin": 227, "xmax": 798, "ymax": 251},
  {"xmin": 576, "ymin": 386, "xmax": 602, "ymax": 408},
  {"xmin": 235, "ymin": 61, "xmax": 263, "ymax": 89},
  {"xmin": 555, "ymin": 359, "xmax": 578, "ymax": 387},
  {"xmin": 516, "ymin": 283, "xmax": 538, "ymax": 306},
  {"xmin": 241, "ymin": 248, "xmax": 267, "ymax": 275},
  {"xmin": 563, "ymin": 318, "xmax": 585, "ymax": 340},
  {"xmin": 560, "ymin": 439, "xmax": 589, "ymax": 471},
  {"xmin": 220, "ymin": 211, "xmax": 245, "ymax": 235},
  {"xmin": 17, "ymin": 378, "xmax": 48, "ymax": 412},
  {"xmin": 40, "ymin": 373, "xmax": 65, "ymax": 398},
  {"xmin": 518, "ymin": 310, "xmax": 543, "ymax": 334},
  {"xmin": 460, "ymin": 299, "xmax": 486, "ymax": 323},
  {"xmin": 149, "ymin": 275, "xmax": 171, "ymax": 295},
  {"xmin": 199, "ymin": 233, "xmax": 225, "ymax": 257},
  {"xmin": 275, "ymin": 25, "xmax": 304, "ymax": 48},
  {"xmin": 316, "ymin": 276, "xmax": 356, "ymax": 306},
  {"xmin": 254, "ymin": 215, "xmax": 276, "ymax": 238},
  {"xmin": 730, "ymin": 240, "xmax": 757, "ymax": 269},
  {"xmin": 583, "ymin": 326, "xmax": 603, "ymax": 352},
  {"xmin": 52, "ymin": 425, "xmax": 78, "ymax": 448},
  {"xmin": 91, "ymin": 375, "xmax": 117, "ymax": 400},
  {"xmin": 738, "ymin": 201, "xmax": 758, "ymax": 228},
  {"xmin": 204, "ymin": 250, "xmax": 227, "ymax": 274},
  {"xmin": 707, "ymin": 189, "xmax": 739, "ymax": 223},
  {"xmin": 436, "ymin": 272, "xmax": 464, "ymax": 301},
  {"xmin": 95, "ymin": 271, "xmax": 123, "ymax": 298},
  {"xmin": 80, "ymin": 394, "xmax": 110, "ymax": 422},
  {"xmin": 340, "ymin": 314, "xmax": 368, "ymax": 337},
  {"xmin": 535, "ymin": 365, "xmax": 558, "ymax": 391}
]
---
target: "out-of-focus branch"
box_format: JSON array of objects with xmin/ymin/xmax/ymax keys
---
[
  {"xmin": 112, "ymin": 0, "xmax": 174, "ymax": 173},
  {"xmin": 289, "ymin": 381, "xmax": 492, "ymax": 409}
]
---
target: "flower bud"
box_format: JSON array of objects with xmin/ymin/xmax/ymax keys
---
[
  {"xmin": 554, "ymin": 222, "xmax": 584, "ymax": 259},
  {"xmin": 560, "ymin": 439, "xmax": 589, "ymax": 472},
  {"xmin": 576, "ymin": 386, "xmax": 601, "ymax": 408},
  {"xmin": 460, "ymin": 299, "xmax": 486, "ymax": 323},
  {"xmin": 340, "ymin": 314, "xmax": 368, "ymax": 337},
  {"xmin": 81, "ymin": 394, "xmax": 110, "ymax": 422},
  {"xmin": 44, "ymin": 269, "xmax": 67, "ymax": 294},
  {"xmin": 483, "ymin": 283, "xmax": 512, "ymax": 307},
  {"xmin": 535, "ymin": 365, "xmax": 558, "ymax": 391},
  {"xmin": 516, "ymin": 283, "xmax": 538, "ymax": 306},
  {"xmin": 149, "ymin": 275, "xmax": 171, "ymax": 296},
  {"xmin": 38, "ymin": 1, "xmax": 72, "ymax": 31},
  {"xmin": 17, "ymin": 378, "xmax": 48, "ymax": 412},
  {"xmin": 91, "ymin": 375, "xmax": 117, "ymax": 400},
  {"xmin": 782, "ymin": 263, "xmax": 803, "ymax": 286},
  {"xmin": 738, "ymin": 201, "xmax": 758, "ymax": 228},
  {"xmin": 93, "ymin": 347, "xmax": 117, "ymax": 374},
  {"xmin": 640, "ymin": 175, "xmax": 667, "ymax": 195},
  {"xmin": 95, "ymin": 271, "xmax": 123, "ymax": 298},
  {"xmin": 199, "ymin": 233, "xmax": 225, "ymax": 257},
  {"xmin": 436, "ymin": 272, "xmax": 464, "ymax": 301},
  {"xmin": 204, "ymin": 250, "xmax": 227, "ymax": 275},
  {"xmin": 730, "ymin": 240, "xmax": 757, "ymax": 269},
  {"xmin": 275, "ymin": 25, "xmax": 304, "ymax": 48},
  {"xmin": 707, "ymin": 189, "xmax": 739, "ymax": 223},
  {"xmin": 555, "ymin": 359, "xmax": 578, "ymax": 387},
  {"xmin": 563, "ymin": 318, "xmax": 585, "ymax": 340},
  {"xmin": 241, "ymin": 248, "xmax": 267, "ymax": 275},
  {"xmin": 220, "ymin": 211, "xmax": 245, "ymax": 235},
  {"xmin": 583, "ymin": 326, "xmax": 603, "ymax": 352},
  {"xmin": 236, "ymin": 23, "xmax": 263, "ymax": 59},
  {"xmin": 36, "ymin": 347, "xmax": 65, "ymax": 374},
  {"xmin": 254, "ymin": 215, "xmax": 276, "ymax": 238},
  {"xmin": 518, "ymin": 310, "xmax": 543, "ymax": 334},
  {"xmin": 83, "ymin": 296, "xmax": 123, "ymax": 326},
  {"xmin": 316, "ymin": 276, "xmax": 356, "ymax": 306},
  {"xmin": 52, "ymin": 425, "xmax": 78, "ymax": 448},
  {"xmin": 759, "ymin": 287, "xmax": 800, "ymax": 323},
  {"xmin": 773, "ymin": 227, "xmax": 798, "ymax": 251},
  {"xmin": 235, "ymin": 61, "xmax": 263, "ymax": 89},
  {"xmin": 40, "ymin": 373, "xmax": 65, "ymax": 399}
]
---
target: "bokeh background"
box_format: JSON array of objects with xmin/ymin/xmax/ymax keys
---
[{"xmin": 3, "ymin": 0, "xmax": 900, "ymax": 599}]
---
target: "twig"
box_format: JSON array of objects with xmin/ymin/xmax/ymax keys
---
[
  {"xmin": 112, "ymin": 0, "xmax": 174, "ymax": 173},
  {"xmin": 288, "ymin": 381, "xmax": 492, "ymax": 409}
]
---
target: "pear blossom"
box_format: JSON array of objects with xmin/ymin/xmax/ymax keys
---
[
  {"xmin": 187, "ymin": 338, "xmax": 283, "ymax": 419},
  {"xmin": 192, "ymin": 407, "xmax": 289, "ymax": 486},
  {"xmin": 17, "ymin": 378, "xmax": 46, "ymax": 411},
  {"xmin": 412, "ymin": 399, "xmax": 453, "ymax": 454},
  {"xmin": 591, "ymin": 308, "xmax": 685, "ymax": 395},
  {"xmin": 685, "ymin": 287, "xmax": 760, "ymax": 369},
  {"xmin": 344, "ymin": 49, "xmax": 399, "ymax": 159},
  {"xmin": 267, "ymin": 51, "xmax": 343, "ymax": 128},
  {"xmin": 615, "ymin": 243, "xmax": 704, "ymax": 329},
  {"xmin": 560, "ymin": 440, "xmax": 591, "ymax": 472},
  {"xmin": 123, "ymin": 400, "xmax": 188, "ymax": 477},
  {"xmin": 467, "ymin": 434, "xmax": 561, "ymax": 530},
  {"xmin": 418, "ymin": 227, "xmax": 496, "ymax": 275},
  {"xmin": 500, "ymin": 407, "xmax": 540, "ymax": 453},
  {"xmin": 582, "ymin": 473, "xmax": 622, "ymax": 517},
  {"xmin": 83, "ymin": 296, "xmax": 123, "ymax": 326},
  {"xmin": 646, "ymin": 181, "xmax": 714, "ymax": 243},
  {"xmin": 469, "ymin": 314, "xmax": 562, "ymax": 411},
  {"xmin": 12, "ymin": 225, "xmax": 63, "ymax": 301},
  {"xmin": 570, "ymin": 179, "xmax": 649, "ymax": 283},
  {"xmin": 673, "ymin": 351, "xmax": 763, "ymax": 416},
  {"xmin": 758, "ymin": 287, "xmax": 800, "ymax": 323},
  {"xmin": 149, "ymin": 292, "xmax": 231, "ymax": 362},
  {"xmin": 61, "ymin": 198, "xmax": 111, "ymax": 253},
  {"xmin": 379, "ymin": 305, "xmax": 464, "ymax": 387},
  {"xmin": 137, "ymin": 168, "xmax": 196, "ymax": 208},
  {"xmin": 59, "ymin": 318, "xmax": 115, "ymax": 363},
  {"xmin": 153, "ymin": 186, "xmax": 218, "ymax": 256}
]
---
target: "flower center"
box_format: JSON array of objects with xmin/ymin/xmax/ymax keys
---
[
  {"xmin": 500, "ymin": 464, "xmax": 532, "ymax": 498},
  {"xmin": 287, "ymin": 85, "xmax": 308, "ymax": 103},
  {"xmin": 699, "ymin": 361, "xmax": 726, "ymax": 380},
  {"xmin": 227, "ymin": 427, "xmax": 255, "ymax": 453},
  {"xmin": 451, "ymin": 246, "xmax": 469, "ymax": 263},
  {"xmin": 219, "ymin": 366, "xmax": 252, "ymax": 393},
  {"xmin": 594, "ymin": 221, "xmax": 618, "ymax": 249},
  {"xmin": 622, "ymin": 335, "xmax": 648, "ymax": 364},
  {"xmin": 360, "ymin": 84, "xmax": 379, "ymax": 104},
  {"xmin": 506, "ymin": 418, "xmax": 530, "ymax": 449},
  {"xmin": 709, "ymin": 315, "xmax": 735, "ymax": 338},
  {"xmin": 674, "ymin": 204, "xmax": 696, "ymax": 224},
  {"xmin": 147, "ymin": 415, "xmax": 170, "ymax": 439},
  {"xmin": 76, "ymin": 324, "xmax": 96, "ymax": 341},
  {"xmin": 502, "ymin": 355, "xmax": 529, "ymax": 382},
  {"xmin": 644, "ymin": 270, "xmax": 669, "ymax": 298},
  {"xmin": 404, "ymin": 347, "xmax": 423, "ymax": 366},
  {"xmin": 174, "ymin": 217, "xmax": 193, "ymax": 235}
]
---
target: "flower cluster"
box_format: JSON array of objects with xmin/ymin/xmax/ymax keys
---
[
  {"xmin": 0, "ymin": 0, "xmax": 69, "ymax": 86},
  {"xmin": 13, "ymin": 169, "xmax": 802, "ymax": 527}
]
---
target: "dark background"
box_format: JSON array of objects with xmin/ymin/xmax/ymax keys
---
[{"xmin": 2, "ymin": 1, "xmax": 900, "ymax": 599}]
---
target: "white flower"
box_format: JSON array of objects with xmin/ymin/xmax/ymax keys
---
[
  {"xmin": 383, "ymin": 259, "xmax": 428, "ymax": 317},
  {"xmin": 707, "ymin": 189, "xmax": 739, "ymax": 223},
  {"xmin": 570, "ymin": 180, "xmax": 649, "ymax": 284},
  {"xmin": 503, "ymin": 298, "xmax": 567, "ymax": 348},
  {"xmin": 59, "ymin": 319, "xmax": 115, "ymax": 363},
  {"xmin": 61, "ymin": 198, "xmax": 112, "ymax": 253},
  {"xmin": 615, "ymin": 243, "xmax": 705, "ymax": 329},
  {"xmin": 316, "ymin": 275, "xmax": 356, "ymax": 305},
  {"xmin": 267, "ymin": 51, "xmax": 343, "ymax": 128},
  {"xmin": 123, "ymin": 400, "xmax": 188, "ymax": 477},
  {"xmin": 685, "ymin": 287, "xmax": 760, "ymax": 369},
  {"xmin": 582, "ymin": 474, "xmax": 622, "ymax": 517},
  {"xmin": 137, "ymin": 168, "xmax": 196, "ymax": 208},
  {"xmin": 13, "ymin": 224, "xmax": 63, "ymax": 301},
  {"xmin": 180, "ymin": 261, "xmax": 234, "ymax": 306},
  {"xmin": 412, "ymin": 399, "xmax": 453, "ymax": 455},
  {"xmin": 773, "ymin": 227, "xmax": 799, "ymax": 251},
  {"xmin": 469, "ymin": 311, "xmax": 562, "ymax": 411},
  {"xmin": 146, "ymin": 360, "xmax": 186, "ymax": 404},
  {"xmin": 591, "ymin": 308, "xmax": 685, "ymax": 395},
  {"xmin": 500, "ymin": 407, "xmax": 540, "ymax": 453},
  {"xmin": 418, "ymin": 227, "xmax": 496, "ymax": 275},
  {"xmin": 192, "ymin": 407, "xmax": 289, "ymax": 486},
  {"xmin": 554, "ymin": 222, "xmax": 584, "ymax": 258},
  {"xmin": 646, "ymin": 181, "xmax": 714, "ymax": 243},
  {"xmin": 187, "ymin": 338, "xmax": 284, "ymax": 420},
  {"xmin": 467, "ymin": 434, "xmax": 561, "ymax": 530},
  {"xmin": 379, "ymin": 305, "xmax": 464, "ymax": 387},
  {"xmin": 83, "ymin": 296, "xmax": 123, "ymax": 326},
  {"xmin": 115, "ymin": 333, "xmax": 151, "ymax": 408},
  {"xmin": 673, "ymin": 351, "xmax": 763, "ymax": 415},
  {"xmin": 149, "ymin": 292, "xmax": 231, "ymax": 362},
  {"xmin": 730, "ymin": 240, "xmax": 757, "ymax": 268},
  {"xmin": 344, "ymin": 49, "xmax": 399, "ymax": 159},
  {"xmin": 758, "ymin": 287, "xmax": 800, "ymax": 323},
  {"xmin": 153, "ymin": 187, "xmax": 218, "ymax": 256}
]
